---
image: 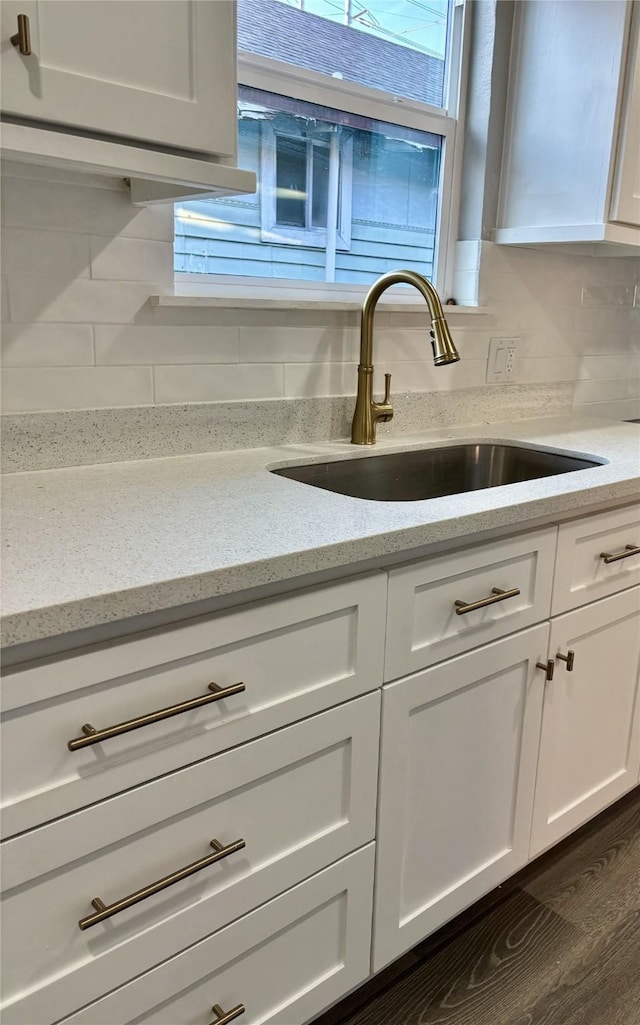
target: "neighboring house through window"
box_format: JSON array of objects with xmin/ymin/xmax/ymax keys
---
[
  {"xmin": 261, "ymin": 122, "xmax": 353, "ymax": 250},
  {"xmin": 174, "ymin": 0, "xmax": 466, "ymax": 291}
]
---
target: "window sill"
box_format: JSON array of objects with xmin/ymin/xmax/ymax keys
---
[{"xmin": 150, "ymin": 285, "xmax": 491, "ymax": 314}]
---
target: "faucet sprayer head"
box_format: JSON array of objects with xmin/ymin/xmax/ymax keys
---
[{"xmin": 431, "ymin": 316, "xmax": 460, "ymax": 366}]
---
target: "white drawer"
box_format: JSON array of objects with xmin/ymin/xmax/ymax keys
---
[
  {"xmin": 0, "ymin": 694, "xmax": 379, "ymax": 1025},
  {"xmin": 57, "ymin": 846, "xmax": 375, "ymax": 1025},
  {"xmin": 552, "ymin": 503, "xmax": 640, "ymax": 614},
  {"xmin": 384, "ymin": 527, "xmax": 556, "ymax": 680},
  {"xmin": 0, "ymin": 573, "xmax": 386, "ymax": 836}
]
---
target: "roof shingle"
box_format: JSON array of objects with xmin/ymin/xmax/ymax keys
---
[{"xmin": 238, "ymin": 0, "xmax": 445, "ymax": 107}]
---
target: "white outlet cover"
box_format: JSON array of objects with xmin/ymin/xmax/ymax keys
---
[{"xmin": 487, "ymin": 337, "xmax": 519, "ymax": 384}]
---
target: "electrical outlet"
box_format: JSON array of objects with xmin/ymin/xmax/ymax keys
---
[{"xmin": 487, "ymin": 337, "xmax": 519, "ymax": 383}]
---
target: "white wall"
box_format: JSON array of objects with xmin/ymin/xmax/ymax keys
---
[{"xmin": 1, "ymin": 162, "xmax": 639, "ymax": 420}]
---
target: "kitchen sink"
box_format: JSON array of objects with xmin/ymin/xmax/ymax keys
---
[{"xmin": 271, "ymin": 443, "xmax": 602, "ymax": 502}]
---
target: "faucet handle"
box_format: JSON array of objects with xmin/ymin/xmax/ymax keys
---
[{"xmin": 377, "ymin": 373, "xmax": 393, "ymax": 424}]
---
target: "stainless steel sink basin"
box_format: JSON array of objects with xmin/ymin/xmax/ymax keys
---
[{"xmin": 271, "ymin": 444, "xmax": 601, "ymax": 502}]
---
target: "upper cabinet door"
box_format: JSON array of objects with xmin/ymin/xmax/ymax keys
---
[
  {"xmin": 611, "ymin": 5, "xmax": 640, "ymax": 227},
  {"xmin": 0, "ymin": 1, "xmax": 237, "ymax": 157}
]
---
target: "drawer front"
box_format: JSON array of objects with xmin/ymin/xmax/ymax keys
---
[
  {"xmin": 57, "ymin": 846, "xmax": 375, "ymax": 1025},
  {"xmin": 552, "ymin": 503, "xmax": 640, "ymax": 614},
  {"xmin": 0, "ymin": 694, "xmax": 380, "ymax": 1025},
  {"xmin": 1, "ymin": 573, "xmax": 386, "ymax": 836},
  {"xmin": 384, "ymin": 527, "xmax": 556, "ymax": 680}
]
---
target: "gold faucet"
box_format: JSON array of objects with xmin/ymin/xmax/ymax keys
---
[{"xmin": 351, "ymin": 270, "xmax": 460, "ymax": 445}]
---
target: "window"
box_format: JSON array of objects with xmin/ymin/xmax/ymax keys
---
[
  {"xmin": 261, "ymin": 119, "xmax": 353, "ymax": 249},
  {"xmin": 174, "ymin": 0, "xmax": 467, "ymax": 293}
]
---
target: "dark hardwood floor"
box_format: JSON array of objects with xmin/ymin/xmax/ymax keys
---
[{"xmin": 315, "ymin": 788, "xmax": 640, "ymax": 1025}]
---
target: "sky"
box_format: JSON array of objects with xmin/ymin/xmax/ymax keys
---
[{"xmin": 274, "ymin": 0, "xmax": 449, "ymax": 58}]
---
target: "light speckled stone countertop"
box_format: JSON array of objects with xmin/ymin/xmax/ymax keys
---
[{"xmin": 2, "ymin": 416, "xmax": 639, "ymax": 649}]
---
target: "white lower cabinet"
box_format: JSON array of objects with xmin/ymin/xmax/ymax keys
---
[
  {"xmin": 2, "ymin": 503, "xmax": 639, "ymax": 1024},
  {"xmin": 530, "ymin": 586, "xmax": 640, "ymax": 856},
  {"xmin": 58, "ymin": 845, "xmax": 375, "ymax": 1025},
  {"xmin": 373, "ymin": 624, "xmax": 549, "ymax": 971},
  {"xmin": 0, "ymin": 694, "xmax": 379, "ymax": 1025}
]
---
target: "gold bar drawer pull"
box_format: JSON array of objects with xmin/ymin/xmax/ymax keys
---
[
  {"xmin": 68, "ymin": 681, "xmax": 245, "ymax": 751},
  {"xmin": 78, "ymin": 837, "xmax": 246, "ymax": 930},
  {"xmin": 454, "ymin": 586, "xmax": 521, "ymax": 615},
  {"xmin": 600, "ymin": 544, "xmax": 640, "ymax": 565},
  {"xmin": 209, "ymin": 1004, "xmax": 246, "ymax": 1025}
]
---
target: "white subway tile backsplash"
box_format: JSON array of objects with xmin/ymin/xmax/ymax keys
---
[
  {"xmin": 1, "ymin": 275, "xmax": 9, "ymax": 322},
  {"xmin": 367, "ymin": 328, "xmax": 435, "ymax": 363},
  {"xmin": 451, "ymin": 269, "xmax": 479, "ymax": 306},
  {"xmin": 1, "ymin": 177, "xmax": 173, "ymax": 240},
  {"xmin": 95, "ymin": 325, "xmax": 238, "ymax": 365},
  {"xmin": 579, "ymin": 330, "xmax": 640, "ymax": 356},
  {"xmin": 1, "ymin": 367, "xmax": 153, "ymax": 412},
  {"xmin": 569, "ymin": 305, "xmax": 637, "ymax": 335},
  {"xmin": 515, "ymin": 332, "xmax": 587, "ymax": 358},
  {"xmin": 154, "ymin": 363, "xmax": 283, "ymax": 403},
  {"xmin": 577, "ymin": 355, "xmax": 636, "ymax": 380},
  {"xmin": 454, "ymin": 240, "xmax": 482, "ymax": 272},
  {"xmin": 284, "ymin": 362, "xmax": 358, "ymax": 398},
  {"xmin": 450, "ymin": 330, "xmax": 492, "ymax": 360},
  {"xmin": 238, "ymin": 325, "xmax": 357, "ymax": 363},
  {"xmin": 0, "ymin": 170, "xmax": 638, "ymax": 417},
  {"xmin": 517, "ymin": 357, "xmax": 582, "ymax": 384},
  {"xmin": 573, "ymin": 378, "xmax": 639, "ymax": 406},
  {"xmin": 0, "ymin": 160, "xmax": 124, "ymax": 192},
  {"xmin": 1, "ymin": 227, "xmax": 91, "ymax": 279},
  {"xmin": 90, "ymin": 237, "xmax": 173, "ymax": 283},
  {"xmin": 8, "ymin": 276, "xmax": 153, "ymax": 323},
  {"xmin": 581, "ymin": 283, "xmax": 635, "ymax": 307},
  {"xmin": 379, "ymin": 359, "xmax": 487, "ymax": 392},
  {"xmin": 371, "ymin": 327, "xmax": 490, "ymax": 363},
  {"xmin": 2, "ymin": 325, "xmax": 94, "ymax": 367}
]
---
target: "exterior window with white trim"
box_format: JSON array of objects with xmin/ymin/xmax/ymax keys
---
[
  {"xmin": 261, "ymin": 121, "xmax": 353, "ymax": 250},
  {"xmin": 174, "ymin": 0, "xmax": 467, "ymax": 293}
]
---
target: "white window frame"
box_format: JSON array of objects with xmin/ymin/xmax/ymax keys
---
[
  {"xmin": 261, "ymin": 124, "xmax": 353, "ymax": 249},
  {"xmin": 175, "ymin": 0, "xmax": 470, "ymax": 299}
]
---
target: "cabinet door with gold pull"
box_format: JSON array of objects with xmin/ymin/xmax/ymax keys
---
[
  {"xmin": 57, "ymin": 847, "xmax": 375, "ymax": 1025},
  {"xmin": 0, "ymin": 694, "xmax": 380, "ymax": 1025},
  {"xmin": 531, "ymin": 586, "xmax": 640, "ymax": 857},
  {"xmin": 0, "ymin": 0, "xmax": 237, "ymax": 157},
  {"xmin": 373, "ymin": 624, "xmax": 549, "ymax": 972}
]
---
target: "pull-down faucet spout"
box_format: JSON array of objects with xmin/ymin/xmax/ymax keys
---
[{"xmin": 351, "ymin": 270, "xmax": 460, "ymax": 445}]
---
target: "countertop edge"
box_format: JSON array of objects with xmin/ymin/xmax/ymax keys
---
[{"xmin": 3, "ymin": 476, "xmax": 639, "ymax": 650}]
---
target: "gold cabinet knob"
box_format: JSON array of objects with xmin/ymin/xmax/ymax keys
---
[
  {"xmin": 556, "ymin": 649, "xmax": 575, "ymax": 672},
  {"xmin": 10, "ymin": 14, "xmax": 31, "ymax": 55},
  {"xmin": 536, "ymin": 659, "xmax": 555, "ymax": 682}
]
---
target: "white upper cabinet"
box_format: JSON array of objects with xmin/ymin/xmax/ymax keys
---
[
  {"xmin": 611, "ymin": 3, "xmax": 640, "ymax": 226},
  {"xmin": 497, "ymin": 0, "xmax": 640, "ymax": 251},
  {"xmin": 1, "ymin": 0, "xmax": 236, "ymax": 157},
  {"xmin": 0, "ymin": 1, "xmax": 255, "ymax": 202}
]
